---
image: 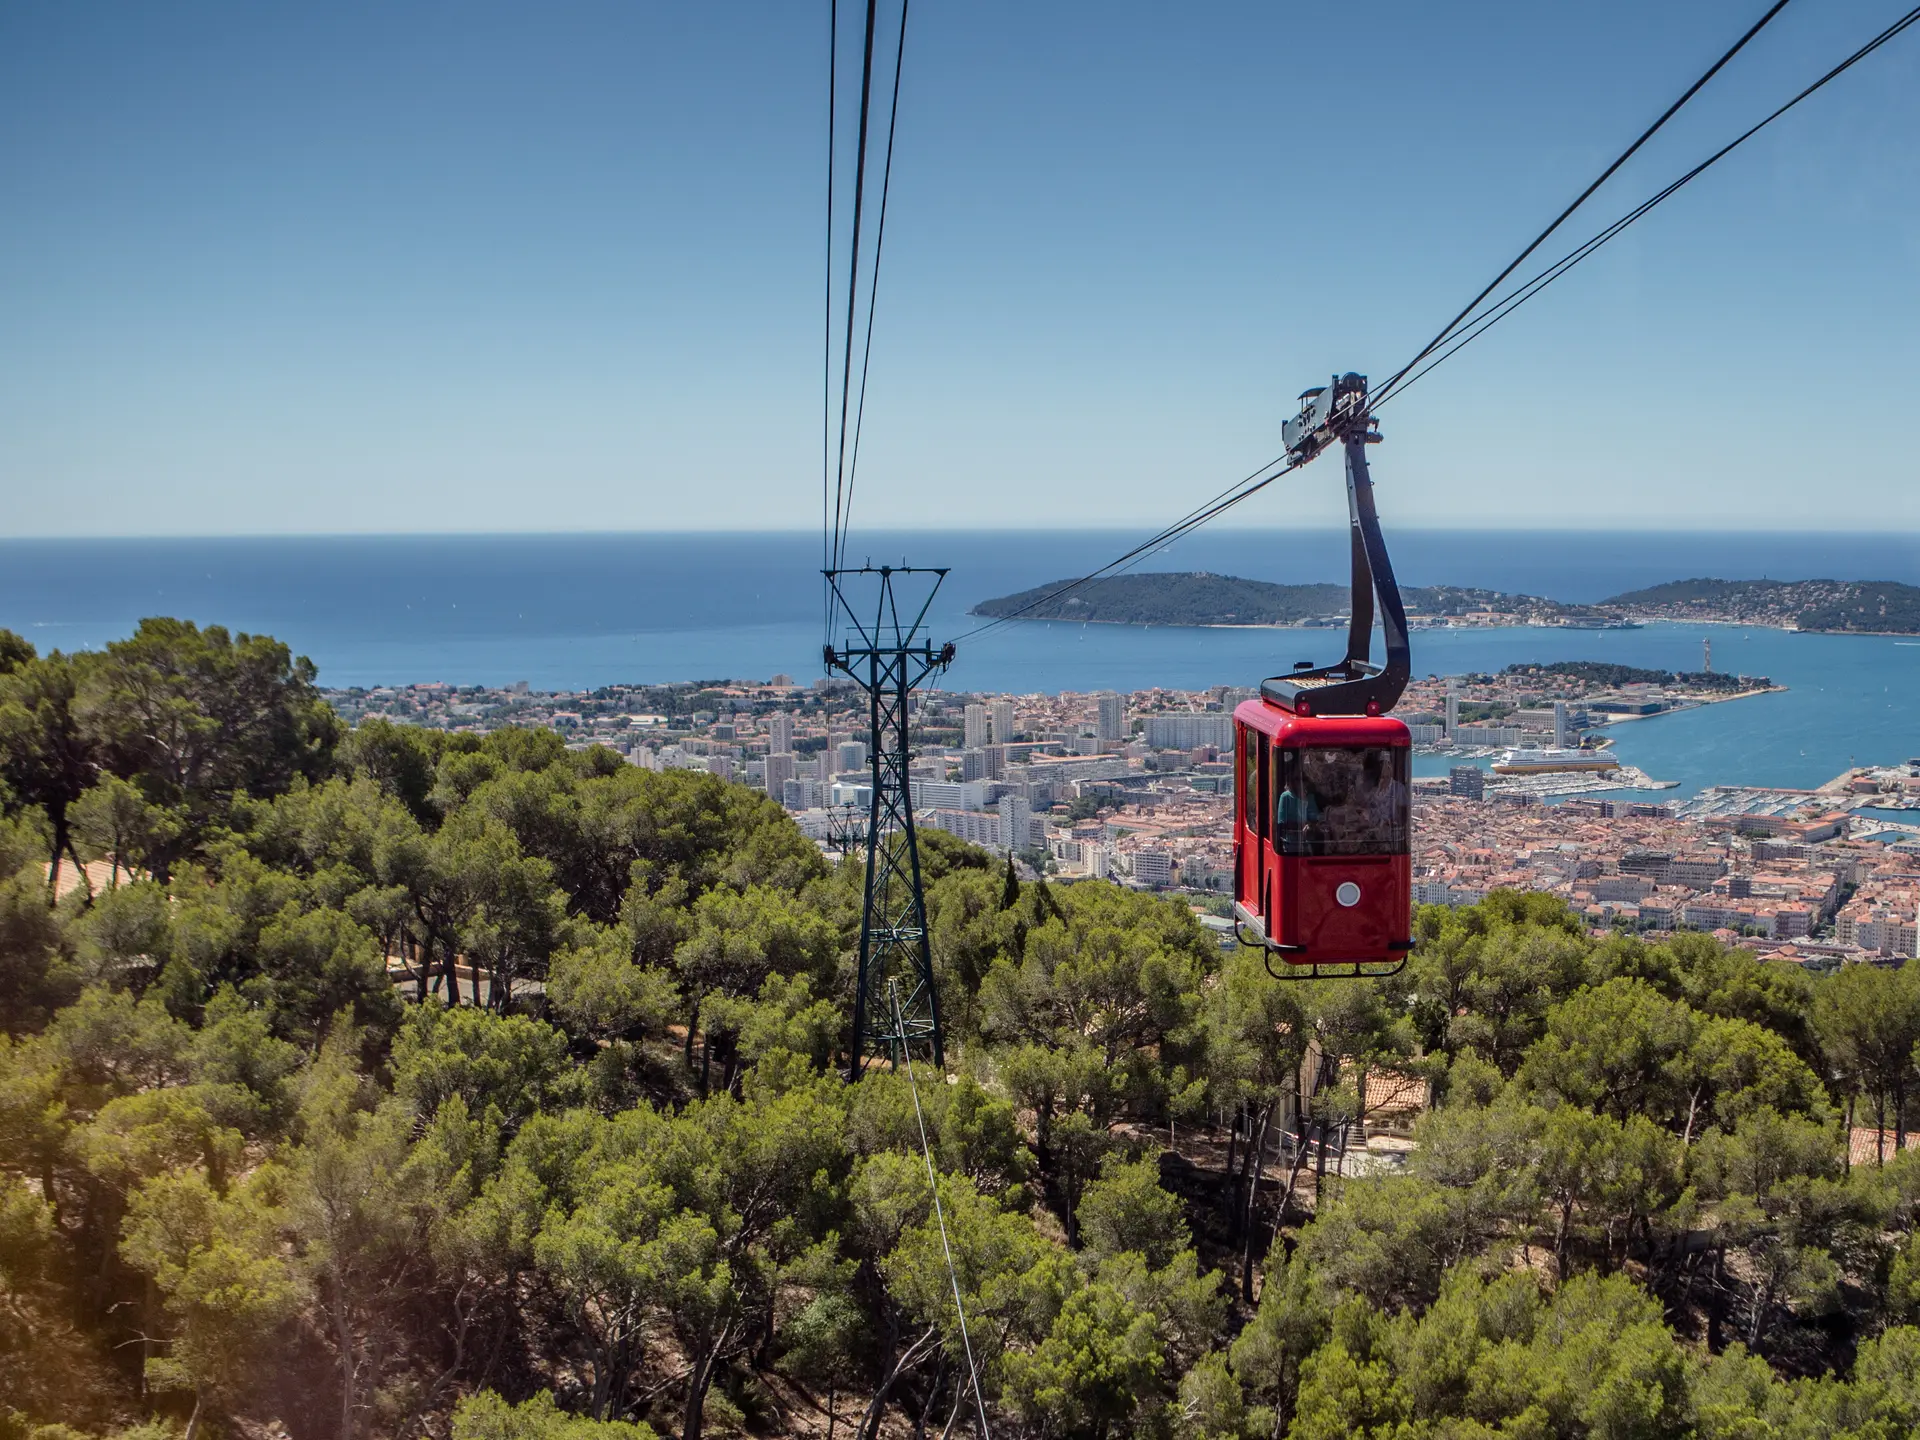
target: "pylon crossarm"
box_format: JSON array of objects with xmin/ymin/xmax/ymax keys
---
[{"xmin": 823, "ymin": 564, "xmax": 950, "ymax": 657}]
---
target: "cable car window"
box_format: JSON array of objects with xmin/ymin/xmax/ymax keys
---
[
  {"xmin": 1273, "ymin": 746, "xmax": 1409, "ymax": 856},
  {"xmin": 1242, "ymin": 727, "xmax": 1259, "ymax": 833},
  {"xmin": 1255, "ymin": 735, "xmax": 1270, "ymax": 840}
]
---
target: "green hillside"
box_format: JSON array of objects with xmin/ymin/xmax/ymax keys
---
[
  {"xmin": 1603, "ymin": 577, "xmax": 1920, "ymax": 632},
  {"xmin": 973, "ymin": 571, "xmax": 1920, "ymax": 634},
  {"xmin": 969, "ymin": 572, "xmax": 1352, "ymax": 625},
  {"xmin": 1505, "ymin": 660, "xmax": 1766, "ymax": 693},
  {"xmin": 969, "ymin": 572, "xmax": 1580, "ymax": 626}
]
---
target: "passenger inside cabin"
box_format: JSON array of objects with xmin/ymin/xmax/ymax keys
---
[
  {"xmin": 1359, "ymin": 748, "xmax": 1408, "ymax": 836},
  {"xmin": 1275, "ymin": 774, "xmax": 1317, "ymax": 831},
  {"xmin": 1287, "ymin": 746, "xmax": 1408, "ymax": 855}
]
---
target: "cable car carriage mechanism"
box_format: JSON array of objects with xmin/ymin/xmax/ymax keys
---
[{"xmin": 1235, "ymin": 373, "xmax": 1414, "ymax": 980}]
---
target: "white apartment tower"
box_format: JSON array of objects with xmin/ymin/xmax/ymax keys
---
[
  {"xmin": 767, "ymin": 712, "xmax": 794, "ymax": 754},
  {"xmin": 998, "ymin": 794, "xmax": 1034, "ymax": 854},
  {"xmin": 1445, "ymin": 680, "xmax": 1460, "ymax": 738},
  {"xmin": 990, "ymin": 699, "xmax": 1016, "ymax": 744},
  {"xmin": 1095, "ymin": 692, "xmax": 1126, "ymax": 743},
  {"xmin": 964, "ymin": 703, "xmax": 990, "ymax": 749},
  {"xmin": 1552, "ymin": 700, "xmax": 1569, "ymax": 749}
]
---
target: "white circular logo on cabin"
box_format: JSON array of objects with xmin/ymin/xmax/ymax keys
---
[{"xmin": 1335, "ymin": 882, "xmax": 1362, "ymax": 908}]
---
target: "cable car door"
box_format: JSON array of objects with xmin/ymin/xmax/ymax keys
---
[
  {"xmin": 1255, "ymin": 731, "xmax": 1270, "ymax": 912},
  {"xmin": 1237, "ymin": 723, "xmax": 1261, "ymax": 918}
]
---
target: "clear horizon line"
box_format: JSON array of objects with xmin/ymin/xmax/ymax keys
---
[{"xmin": 4, "ymin": 524, "xmax": 1918, "ymax": 543}]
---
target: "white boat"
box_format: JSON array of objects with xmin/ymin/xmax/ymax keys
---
[{"xmin": 1493, "ymin": 747, "xmax": 1622, "ymax": 775}]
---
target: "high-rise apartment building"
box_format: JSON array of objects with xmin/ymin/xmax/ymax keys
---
[
  {"xmin": 1448, "ymin": 765, "xmax": 1484, "ymax": 800},
  {"xmin": 764, "ymin": 752, "xmax": 796, "ymax": 794},
  {"xmin": 835, "ymin": 740, "xmax": 870, "ymax": 774},
  {"xmin": 998, "ymin": 794, "xmax": 1034, "ymax": 854},
  {"xmin": 767, "ymin": 712, "xmax": 794, "ymax": 754},
  {"xmin": 1095, "ymin": 692, "xmax": 1126, "ymax": 743},
  {"xmin": 1445, "ymin": 681, "xmax": 1460, "ymax": 738},
  {"xmin": 1552, "ymin": 700, "xmax": 1569, "ymax": 749},
  {"xmin": 990, "ymin": 700, "xmax": 1016, "ymax": 744},
  {"xmin": 964, "ymin": 703, "xmax": 989, "ymax": 749}
]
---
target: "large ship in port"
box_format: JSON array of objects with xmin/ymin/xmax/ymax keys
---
[{"xmin": 1493, "ymin": 746, "xmax": 1622, "ymax": 775}]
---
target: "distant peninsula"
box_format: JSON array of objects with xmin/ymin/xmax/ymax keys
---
[
  {"xmin": 968, "ymin": 572, "xmax": 1615, "ymax": 628},
  {"xmin": 969, "ymin": 571, "xmax": 1920, "ymax": 635},
  {"xmin": 1601, "ymin": 578, "xmax": 1920, "ymax": 633}
]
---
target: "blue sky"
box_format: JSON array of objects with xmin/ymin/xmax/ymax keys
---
[{"xmin": 2, "ymin": 1, "xmax": 1916, "ymax": 536}]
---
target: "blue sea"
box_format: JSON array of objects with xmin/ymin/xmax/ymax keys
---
[{"xmin": 3, "ymin": 529, "xmax": 1918, "ymax": 799}]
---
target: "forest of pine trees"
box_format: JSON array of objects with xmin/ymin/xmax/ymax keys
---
[{"xmin": 3, "ymin": 620, "xmax": 1920, "ymax": 1440}]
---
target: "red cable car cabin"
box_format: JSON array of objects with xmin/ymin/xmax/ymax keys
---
[
  {"xmin": 1233, "ymin": 703, "xmax": 1411, "ymax": 965},
  {"xmin": 1231, "ymin": 371, "xmax": 1415, "ymax": 971}
]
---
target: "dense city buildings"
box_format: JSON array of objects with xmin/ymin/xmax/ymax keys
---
[{"xmin": 324, "ymin": 671, "xmax": 1920, "ymax": 967}]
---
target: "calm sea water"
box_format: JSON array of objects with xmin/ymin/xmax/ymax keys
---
[{"xmin": 3, "ymin": 529, "xmax": 1917, "ymax": 796}]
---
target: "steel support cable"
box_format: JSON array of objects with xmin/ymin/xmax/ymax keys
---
[
  {"xmin": 1076, "ymin": 0, "xmax": 1915, "ymax": 592},
  {"xmin": 891, "ymin": 982, "xmax": 992, "ymax": 1438},
  {"xmin": 959, "ymin": 0, "xmax": 1811, "ymax": 654},
  {"xmin": 824, "ymin": 0, "xmax": 839, "ymax": 641},
  {"xmin": 830, "ymin": 0, "xmax": 883, "ymax": 583},
  {"xmin": 1003, "ymin": 0, "xmax": 1920, "ymax": 639},
  {"xmin": 960, "ymin": 4, "xmax": 1791, "ymax": 652},
  {"xmin": 1370, "ymin": 0, "xmax": 1794, "ymax": 404},
  {"xmin": 1372, "ymin": 0, "xmax": 1920, "ymax": 412},
  {"xmin": 837, "ymin": 0, "xmax": 911, "ymax": 576}
]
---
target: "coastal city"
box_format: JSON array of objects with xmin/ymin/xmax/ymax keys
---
[
  {"xmin": 13, "ymin": 3, "xmax": 1920, "ymax": 1433},
  {"xmin": 325, "ymin": 662, "xmax": 1920, "ymax": 968}
]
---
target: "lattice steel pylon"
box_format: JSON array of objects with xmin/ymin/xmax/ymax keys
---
[{"xmin": 823, "ymin": 564, "xmax": 955, "ymax": 1080}]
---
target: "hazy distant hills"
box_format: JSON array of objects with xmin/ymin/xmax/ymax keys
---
[
  {"xmin": 972, "ymin": 573, "xmax": 1349, "ymax": 626},
  {"xmin": 1600, "ymin": 578, "xmax": 1920, "ymax": 632},
  {"xmin": 970, "ymin": 572, "xmax": 1594, "ymax": 627},
  {"xmin": 971, "ymin": 571, "xmax": 1920, "ymax": 634}
]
